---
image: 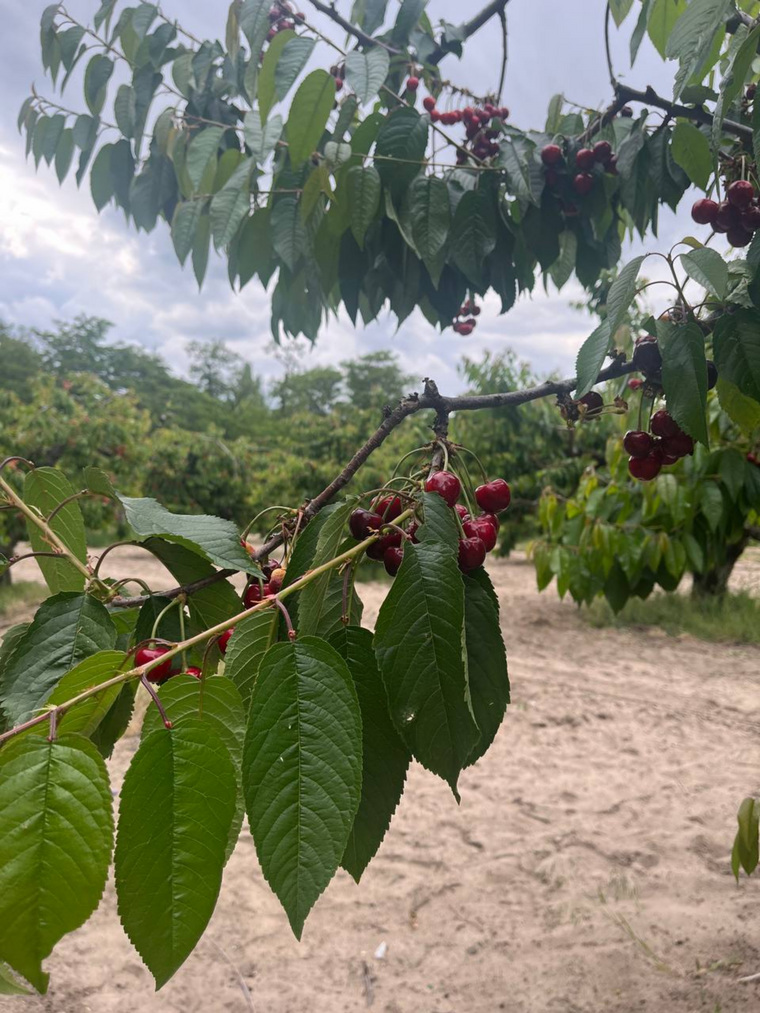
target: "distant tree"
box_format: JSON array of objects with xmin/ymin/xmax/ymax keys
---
[{"xmin": 342, "ymin": 352, "xmax": 413, "ymax": 412}]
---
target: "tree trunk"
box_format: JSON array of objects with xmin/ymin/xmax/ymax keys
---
[{"xmin": 691, "ymin": 536, "xmax": 748, "ymax": 599}]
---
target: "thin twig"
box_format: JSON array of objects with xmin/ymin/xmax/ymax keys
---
[
  {"xmin": 306, "ymin": 0, "xmax": 400, "ymax": 53},
  {"xmin": 604, "ymin": 3, "xmax": 617, "ymax": 90},
  {"xmin": 497, "ymin": 8, "xmax": 508, "ymax": 103},
  {"xmin": 430, "ymin": 0, "xmax": 513, "ymax": 65}
]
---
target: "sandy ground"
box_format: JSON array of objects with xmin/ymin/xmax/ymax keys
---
[{"xmin": 1, "ymin": 546, "xmax": 759, "ymax": 1013}]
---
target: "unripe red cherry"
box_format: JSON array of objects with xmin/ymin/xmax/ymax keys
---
[
  {"xmin": 406, "ymin": 76, "xmax": 419, "ymax": 91},
  {"xmin": 593, "ymin": 140, "xmax": 612, "ymax": 163},
  {"xmin": 349, "ymin": 508, "xmax": 383, "ymax": 540},
  {"xmin": 623, "ymin": 430, "xmax": 654, "ymax": 459},
  {"xmin": 423, "ymin": 96, "xmax": 436, "ymax": 112},
  {"xmin": 244, "ymin": 582, "xmax": 265, "ymax": 608},
  {"xmin": 135, "ymin": 646, "xmax": 176, "ymax": 684},
  {"xmin": 268, "ymin": 568, "xmax": 286, "ymax": 594},
  {"xmin": 425, "ymin": 471, "xmax": 461, "ymax": 507},
  {"xmin": 728, "ymin": 227, "xmax": 753, "ymax": 248},
  {"xmin": 334, "ymin": 77, "xmax": 343, "ymax": 91},
  {"xmin": 650, "ymin": 409, "xmax": 680, "ymax": 439},
  {"xmin": 727, "ymin": 179, "xmax": 755, "ymax": 209},
  {"xmin": 541, "ymin": 143, "xmax": 563, "ymax": 165},
  {"xmin": 628, "ymin": 378, "xmax": 644, "ymax": 390},
  {"xmin": 475, "ymin": 479, "xmax": 511, "ymax": 514},
  {"xmin": 373, "ymin": 495, "xmax": 404, "ymax": 521},
  {"xmin": 185, "ymin": 666, "xmax": 203, "ymax": 680},
  {"xmin": 575, "ymin": 148, "xmax": 595, "ymax": 170},
  {"xmin": 573, "ymin": 172, "xmax": 594, "ymax": 196},
  {"xmin": 458, "ymin": 536, "xmax": 487, "ymax": 572},
  {"xmin": 691, "ymin": 198, "xmax": 719, "ymax": 225},
  {"xmin": 218, "ymin": 629, "xmax": 234, "ymax": 655},
  {"xmin": 628, "ymin": 453, "xmax": 662, "ymax": 481},
  {"xmin": 384, "ymin": 546, "xmax": 404, "ymax": 576}
]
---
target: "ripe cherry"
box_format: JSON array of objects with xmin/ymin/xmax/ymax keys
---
[
  {"xmin": 623, "ymin": 430, "xmax": 653, "ymax": 459},
  {"xmin": 575, "ymin": 148, "xmax": 595, "ymax": 170},
  {"xmin": 716, "ymin": 200, "xmax": 741, "ymax": 231},
  {"xmin": 407, "ymin": 521, "xmax": 420, "ymax": 543},
  {"xmin": 475, "ymin": 479, "xmax": 511, "ymax": 514},
  {"xmin": 218, "ymin": 629, "xmax": 234, "ymax": 655},
  {"xmin": 727, "ymin": 179, "xmax": 755, "ymax": 209},
  {"xmin": 425, "ymin": 471, "xmax": 461, "ymax": 507},
  {"xmin": 367, "ymin": 531, "xmax": 402, "ymax": 561},
  {"xmin": 458, "ymin": 536, "xmax": 487, "ymax": 572},
  {"xmin": 593, "ymin": 140, "xmax": 612, "ymax": 163},
  {"xmin": 244, "ymin": 582, "xmax": 266, "ymax": 607},
  {"xmin": 707, "ymin": 360, "xmax": 718, "ymax": 390},
  {"xmin": 728, "ymin": 227, "xmax": 753, "ymax": 248},
  {"xmin": 480, "ymin": 511, "xmax": 500, "ymax": 533},
  {"xmin": 747, "ymin": 453, "xmax": 760, "ymax": 467},
  {"xmin": 662, "ymin": 431, "xmax": 694, "ymax": 458},
  {"xmin": 606, "ymin": 155, "xmax": 618, "ymax": 175},
  {"xmin": 406, "ymin": 76, "xmax": 420, "ymax": 91},
  {"xmin": 580, "ymin": 391, "xmax": 603, "ymax": 416},
  {"xmin": 573, "ymin": 172, "xmax": 594, "ymax": 196},
  {"xmin": 373, "ymin": 495, "xmax": 404, "ymax": 521},
  {"xmin": 423, "ymin": 96, "xmax": 436, "ymax": 112},
  {"xmin": 650, "ymin": 409, "xmax": 680, "ymax": 439},
  {"xmin": 185, "ymin": 666, "xmax": 203, "ymax": 680},
  {"xmin": 628, "ymin": 378, "xmax": 644, "ymax": 390},
  {"xmin": 742, "ymin": 205, "xmax": 760, "ymax": 229},
  {"xmin": 541, "ymin": 143, "xmax": 563, "ymax": 165},
  {"xmin": 135, "ymin": 646, "xmax": 176, "ymax": 684},
  {"xmin": 349, "ymin": 508, "xmax": 383, "ymax": 540},
  {"xmin": 691, "ymin": 198, "xmax": 719, "ymax": 225},
  {"xmin": 455, "ymin": 504, "xmax": 470, "ymax": 522},
  {"xmin": 633, "ymin": 337, "xmax": 662, "ymax": 375},
  {"xmin": 628, "ymin": 453, "xmax": 662, "ymax": 481},
  {"xmin": 544, "ymin": 168, "xmax": 559, "ymax": 187},
  {"xmin": 465, "ymin": 516, "xmax": 498, "ymax": 552},
  {"xmin": 384, "ymin": 546, "xmax": 404, "ymax": 576}
]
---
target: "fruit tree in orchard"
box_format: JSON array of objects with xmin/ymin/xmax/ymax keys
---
[{"xmin": 3, "ymin": 0, "xmax": 760, "ymax": 997}]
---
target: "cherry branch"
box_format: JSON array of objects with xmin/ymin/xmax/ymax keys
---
[
  {"xmin": 305, "ymin": 0, "xmax": 400, "ymax": 53},
  {"xmin": 109, "ymin": 356, "xmax": 637, "ymax": 609},
  {"xmin": 429, "ymin": 0, "xmax": 513, "ymax": 65}
]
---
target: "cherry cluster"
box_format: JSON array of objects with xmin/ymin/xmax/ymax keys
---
[
  {"xmin": 134, "ymin": 647, "xmax": 201, "ymax": 684},
  {"xmin": 691, "ymin": 179, "xmax": 760, "ymax": 248},
  {"xmin": 541, "ymin": 139, "xmax": 618, "ymax": 205},
  {"xmin": 349, "ymin": 473, "xmax": 511, "ymax": 577},
  {"xmin": 452, "ymin": 299, "xmax": 481, "ymax": 335},
  {"xmin": 421, "ymin": 98, "xmax": 510, "ymax": 163},
  {"xmin": 624, "ymin": 409, "xmax": 694, "ymax": 482},
  {"xmin": 266, "ymin": 1, "xmax": 304, "ymax": 42}
]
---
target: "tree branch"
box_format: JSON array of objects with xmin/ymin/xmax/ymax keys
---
[
  {"xmin": 429, "ymin": 0, "xmax": 512, "ymax": 65},
  {"xmin": 109, "ymin": 355, "xmax": 636, "ymax": 609},
  {"xmin": 305, "ymin": 0, "xmax": 400, "ymax": 53}
]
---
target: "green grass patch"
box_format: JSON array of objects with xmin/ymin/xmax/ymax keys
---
[
  {"xmin": 585, "ymin": 591, "xmax": 760, "ymax": 646},
  {"xmin": 0, "ymin": 581, "xmax": 45, "ymax": 617}
]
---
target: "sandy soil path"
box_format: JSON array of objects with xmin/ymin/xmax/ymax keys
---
[{"xmin": 1, "ymin": 548, "xmax": 759, "ymax": 1013}]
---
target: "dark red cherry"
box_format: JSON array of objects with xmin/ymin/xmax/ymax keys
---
[
  {"xmin": 623, "ymin": 430, "xmax": 654, "ymax": 459},
  {"xmin": 727, "ymin": 179, "xmax": 755, "ymax": 209},
  {"xmin": 349, "ymin": 508, "xmax": 383, "ymax": 540},
  {"xmin": 475, "ymin": 479, "xmax": 511, "ymax": 514},
  {"xmin": 135, "ymin": 646, "xmax": 176, "ymax": 684},
  {"xmin": 458, "ymin": 536, "xmax": 487, "ymax": 572},
  {"xmin": 628, "ymin": 453, "xmax": 662, "ymax": 481},
  {"xmin": 425, "ymin": 471, "xmax": 461, "ymax": 507},
  {"xmin": 384, "ymin": 546, "xmax": 404, "ymax": 576},
  {"xmin": 650, "ymin": 410, "xmax": 680, "ymax": 439},
  {"xmin": 691, "ymin": 199, "xmax": 719, "ymax": 225}
]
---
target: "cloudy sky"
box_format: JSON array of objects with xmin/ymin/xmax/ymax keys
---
[{"xmin": 0, "ymin": 0, "xmax": 695, "ymax": 393}]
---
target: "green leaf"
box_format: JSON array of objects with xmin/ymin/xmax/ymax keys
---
[
  {"xmin": 574, "ymin": 321, "xmax": 612, "ymax": 399},
  {"xmin": 23, "ymin": 467, "xmax": 87, "ymax": 594},
  {"xmin": 271, "ymin": 196, "xmax": 308, "ymax": 271},
  {"xmin": 463, "ymin": 568, "xmax": 509, "ymax": 766},
  {"xmin": 243, "ymin": 638, "xmax": 362, "ymax": 938},
  {"xmin": 54, "ymin": 128, "xmax": 75, "ymax": 183},
  {"xmin": 409, "ymin": 174, "xmax": 450, "ymax": 280},
  {"xmin": 114, "ymin": 83, "xmax": 136, "ymax": 137},
  {"xmin": 192, "ymin": 212, "xmax": 211, "ymax": 288},
  {"xmin": 631, "ymin": 0, "xmax": 653, "ymax": 63},
  {"xmin": 713, "ymin": 25, "xmax": 760, "ymax": 149},
  {"xmin": 39, "ymin": 650, "xmax": 127, "ymax": 739},
  {"xmin": 344, "ymin": 47, "xmax": 390, "ymax": 105},
  {"xmin": 186, "ymin": 126, "xmax": 224, "ymax": 190},
  {"xmin": 374, "ymin": 497, "xmax": 478, "ymax": 797},
  {"xmin": 1, "ymin": 593, "xmax": 116, "ymax": 727},
  {"xmin": 40, "ymin": 113, "xmax": 63, "ymax": 165},
  {"xmin": 609, "ymin": 0, "xmax": 635, "ymax": 26},
  {"xmin": 647, "ymin": 0, "xmax": 685, "ymax": 58},
  {"xmin": 221, "ymin": 609, "xmax": 279, "ymax": 709},
  {"xmin": 607, "ymin": 255, "xmax": 646, "ymax": 336},
  {"xmin": 118, "ymin": 496, "xmax": 261, "ymax": 575},
  {"xmin": 329, "ymin": 626, "xmax": 410, "ymax": 883},
  {"xmin": 286, "ymin": 70, "xmax": 336, "ymax": 169},
  {"xmin": 450, "ymin": 188, "xmax": 496, "ymax": 286},
  {"xmin": 718, "ymin": 448, "xmax": 747, "ymax": 502},
  {"xmin": 0, "ymin": 735, "xmax": 113, "ymax": 994},
  {"xmin": 257, "ymin": 28, "xmax": 295, "ymax": 120},
  {"xmin": 657, "ymin": 320, "xmax": 708, "ymax": 445},
  {"xmin": 670, "ymin": 122, "xmax": 711, "ymax": 189},
  {"xmin": 141, "ymin": 538, "xmax": 244, "ymax": 632},
  {"xmin": 297, "ymin": 501, "xmax": 355, "ymax": 637},
  {"xmin": 681, "ymin": 247, "xmax": 727, "ymax": 298},
  {"xmin": 0, "ymin": 963, "xmax": 30, "ymax": 996},
  {"xmin": 90, "ymin": 144, "xmax": 114, "ymax": 211},
  {"xmin": 713, "ymin": 310, "xmax": 760, "ymax": 405},
  {"xmin": 666, "ymin": 0, "xmax": 732, "ymax": 100},
  {"xmin": 732, "ymin": 797, "xmax": 759, "ymax": 880},
  {"xmin": 274, "ymin": 36, "xmax": 315, "ymax": 105},
  {"xmin": 346, "ymin": 164, "xmax": 382, "ymax": 248},
  {"xmin": 699, "ymin": 482, "xmax": 724, "ymax": 532},
  {"xmin": 90, "ymin": 683, "xmax": 135, "ymax": 759},
  {"xmin": 716, "ymin": 377, "xmax": 760, "ymax": 434},
  {"xmin": 375, "ymin": 107, "xmax": 428, "ymax": 198},
  {"xmin": 83, "ymin": 53, "xmax": 113, "ymax": 115},
  {"xmin": 243, "ymin": 111, "xmax": 283, "ymax": 163},
  {"xmin": 391, "ymin": 0, "xmax": 427, "ymax": 45},
  {"xmin": 115, "ymin": 719, "xmax": 238, "ymax": 987},
  {"xmin": 171, "ymin": 200, "xmax": 203, "ymax": 265},
  {"xmin": 210, "ymin": 162, "xmax": 252, "ymax": 249}
]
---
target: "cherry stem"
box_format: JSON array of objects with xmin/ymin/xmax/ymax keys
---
[
  {"xmin": 178, "ymin": 595, "xmax": 188, "ymax": 673},
  {"xmin": 109, "ymin": 577, "xmax": 154, "ymax": 596},
  {"xmin": 341, "ymin": 564, "xmax": 353, "ymax": 625},
  {"xmin": 140, "ymin": 675, "xmax": 173, "ymax": 730},
  {"xmin": 272, "ymin": 597, "xmax": 296, "ymax": 640},
  {"xmin": 47, "ymin": 710, "xmax": 58, "ymax": 743},
  {"xmin": 241, "ymin": 505, "xmax": 297, "ymax": 543},
  {"xmin": 453, "ymin": 444, "xmax": 489, "ymax": 483},
  {"xmin": 93, "ymin": 541, "xmax": 141, "ymax": 578},
  {"xmin": 150, "ymin": 597, "xmax": 182, "ymax": 642},
  {"xmin": 0, "ymin": 456, "xmax": 35, "ymax": 474}
]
